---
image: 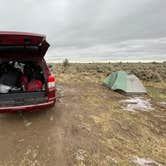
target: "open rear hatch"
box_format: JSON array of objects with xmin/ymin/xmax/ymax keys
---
[{"xmin": 0, "ymin": 31, "xmax": 49, "ymax": 57}]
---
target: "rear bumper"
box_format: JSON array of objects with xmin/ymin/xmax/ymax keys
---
[{"xmin": 0, "ymin": 98, "xmax": 56, "ymax": 113}]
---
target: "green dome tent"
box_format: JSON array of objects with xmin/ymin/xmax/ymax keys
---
[{"xmin": 103, "ymin": 71, "xmax": 146, "ymax": 94}]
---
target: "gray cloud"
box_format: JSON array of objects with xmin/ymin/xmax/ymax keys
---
[
  {"xmin": 46, "ymin": 37, "xmax": 166, "ymax": 62},
  {"xmin": 0, "ymin": 0, "xmax": 166, "ymax": 61}
]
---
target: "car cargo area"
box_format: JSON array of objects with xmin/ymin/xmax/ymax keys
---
[{"xmin": 0, "ymin": 60, "xmax": 47, "ymax": 106}]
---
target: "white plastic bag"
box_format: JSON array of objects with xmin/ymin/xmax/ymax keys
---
[{"xmin": 0, "ymin": 84, "xmax": 11, "ymax": 93}]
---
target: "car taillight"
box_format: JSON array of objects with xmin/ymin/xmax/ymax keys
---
[{"xmin": 48, "ymin": 76, "xmax": 55, "ymax": 89}]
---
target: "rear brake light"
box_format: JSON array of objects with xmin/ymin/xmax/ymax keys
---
[{"xmin": 48, "ymin": 76, "xmax": 55, "ymax": 88}]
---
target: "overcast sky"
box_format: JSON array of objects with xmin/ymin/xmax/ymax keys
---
[{"xmin": 0, "ymin": 0, "xmax": 166, "ymax": 62}]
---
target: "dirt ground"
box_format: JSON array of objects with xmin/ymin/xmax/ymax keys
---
[{"xmin": 0, "ymin": 64, "xmax": 165, "ymax": 166}]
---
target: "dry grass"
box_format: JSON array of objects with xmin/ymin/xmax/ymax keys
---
[
  {"xmin": 50, "ymin": 62, "xmax": 166, "ymax": 82},
  {"xmin": 78, "ymin": 84, "xmax": 166, "ymax": 165},
  {"xmin": 51, "ymin": 62, "xmax": 166, "ymax": 165}
]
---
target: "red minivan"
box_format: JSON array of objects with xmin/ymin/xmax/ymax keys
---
[{"xmin": 0, "ymin": 31, "xmax": 56, "ymax": 112}]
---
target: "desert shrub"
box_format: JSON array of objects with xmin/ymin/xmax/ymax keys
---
[
  {"xmin": 132, "ymin": 69, "xmax": 162, "ymax": 82},
  {"xmin": 96, "ymin": 65, "xmax": 109, "ymax": 73},
  {"xmin": 54, "ymin": 62, "xmax": 165, "ymax": 82},
  {"xmin": 63, "ymin": 58, "xmax": 70, "ymax": 68}
]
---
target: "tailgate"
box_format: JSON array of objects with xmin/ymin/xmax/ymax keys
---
[{"xmin": 0, "ymin": 92, "xmax": 47, "ymax": 106}]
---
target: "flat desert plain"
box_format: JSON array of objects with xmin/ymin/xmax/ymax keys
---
[{"xmin": 0, "ymin": 62, "xmax": 165, "ymax": 166}]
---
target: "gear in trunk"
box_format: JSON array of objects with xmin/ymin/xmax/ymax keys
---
[{"xmin": 0, "ymin": 61, "xmax": 45, "ymax": 94}]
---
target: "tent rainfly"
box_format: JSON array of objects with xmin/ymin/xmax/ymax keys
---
[{"xmin": 103, "ymin": 71, "xmax": 147, "ymax": 94}]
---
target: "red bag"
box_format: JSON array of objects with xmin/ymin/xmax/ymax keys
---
[
  {"xmin": 20, "ymin": 75, "xmax": 28, "ymax": 84},
  {"xmin": 27, "ymin": 80, "xmax": 43, "ymax": 91}
]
